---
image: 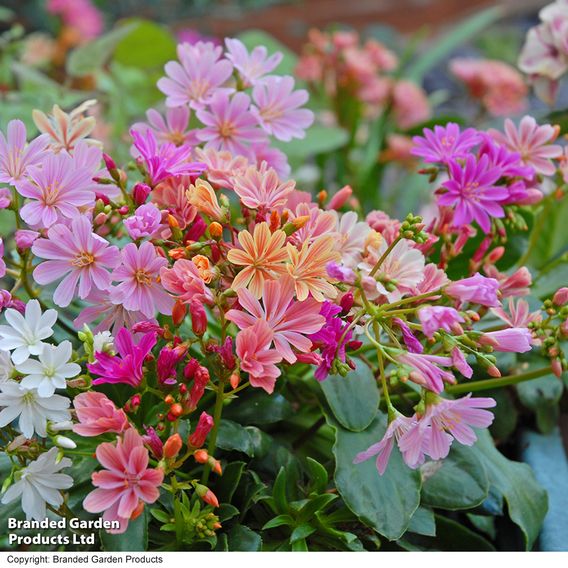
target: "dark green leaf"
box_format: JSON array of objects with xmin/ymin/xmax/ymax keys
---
[
  {"xmin": 306, "ymin": 457, "xmax": 329, "ymax": 494},
  {"xmin": 100, "ymin": 509, "xmax": 148, "ymax": 551},
  {"xmin": 262, "ymin": 514, "xmax": 295, "ymax": 530},
  {"xmin": 217, "ymin": 504, "xmax": 240, "ymax": 523},
  {"xmin": 406, "ymin": 507, "xmax": 436, "ymax": 537},
  {"xmin": 291, "ymin": 538, "xmax": 309, "ymax": 551},
  {"xmin": 320, "ymin": 365, "xmax": 380, "ymax": 431},
  {"xmin": 213, "ymin": 461, "xmax": 245, "ymax": 503},
  {"xmin": 227, "ymin": 525, "xmax": 262, "ymax": 551},
  {"xmin": 516, "ymin": 373, "xmax": 563, "ymax": 434},
  {"xmin": 223, "ymin": 391, "xmax": 292, "ymax": 425},
  {"xmin": 272, "ymin": 467, "xmax": 289, "ymax": 515},
  {"xmin": 216, "ymin": 420, "xmax": 257, "ymax": 456},
  {"xmin": 298, "ymin": 494, "xmax": 338, "ymax": 522},
  {"xmin": 290, "ymin": 523, "xmax": 316, "ymax": 543}
]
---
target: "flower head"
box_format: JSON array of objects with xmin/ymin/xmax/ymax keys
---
[
  {"xmin": 160, "ymin": 258, "xmax": 214, "ymax": 306},
  {"xmin": 446, "ymin": 273, "xmax": 501, "ymax": 307},
  {"xmin": 225, "ymin": 38, "xmax": 283, "ymax": 86},
  {"xmin": 233, "ymin": 164, "xmax": 295, "ymax": 210},
  {"xmin": 123, "ymin": 203, "xmax": 163, "ymax": 241},
  {"xmin": 73, "ymin": 391, "xmax": 129, "ymax": 436},
  {"xmin": 411, "ymin": 123, "xmax": 481, "ymax": 164},
  {"xmin": 418, "ymin": 306, "xmax": 464, "ymax": 339}
]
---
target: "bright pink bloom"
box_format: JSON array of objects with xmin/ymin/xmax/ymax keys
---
[
  {"xmin": 232, "ymin": 164, "xmax": 295, "ymax": 210},
  {"xmin": 188, "ymin": 412, "xmax": 214, "ymax": 448},
  {"xmin": 196, "ymin": 91, "xmax": 267, "ymax": 157},
  {"xmin": 111, "ymin": 242, "xmax": 173, "ymax": 318},
  {"xmin": 398, "ymin": 352, "xmax": 455, "ymax": 393},
  {"xmin": 87, "ymin": 328, "xmax": 157, "ymax": 388},
  {"xmin": 32, "ymin": 217, "xmax": 120, "ymax": 307},
  {"xmin": 393, "ymin": 318, "xmax": 423, "ymax": 354},
  {"xmin": 236, "ymin": 319, "xmax": 282, "ymax": 394},
  {"xmin": 83, "ymin": 429, "xmax": 163, "ymax": 534},
  {"xmin": 73, "ymin": 391, "xmax": 129, "ymax": 437},
  {"xmin": 446, "ymin": 273, "xmax": 500, "ymax": 307},
  {"xmin": 354, "ymin": 413, "xmax": 418, "ymax": 475},
  {"xmin": 160, "ymin": 259, "xmax": 214, "ymax": 306},
  {"xmin": 0, "ymin": 120, "xmax": 48, "ymax": 185},
  {"xmin": 418, "ymin": 306, "xmax": 464, "ymax": 339},
  {"xmin": 225, "ymin": 38, "xmax": 283, "ymax": 86},
  {"xmin": 123, "ymin": 204, "xmax": 163, "ymax": 240},
  {"xmin": 479, "ymin": 328, "xmax": 533, "ymax": 353},
  {"xmin": 15, "ymin": 152, "xmax": 94, "ymax": 228},
  {"xmin": 157, "ymin": 344, "xmax": 187, "ymax": 385},
  {"xmin": 484, "ymin": 265, "xmax": 532, "ymax": 298},
  {"xmin": 412, "ymin": 123, "xmax": 481, "ymax": 164},
  {"xmin": 132, "ymin": 106, "xmax": 198, "ymax": 147},
  {"xmin": 158, "ymin": 42, "xmax": 234, "ymax": 109},
  {"xmin": 251, "ymin": 76, "xmax": 314, "ymax": 141},
  {"xmin": 226, "ymin": 276, "xmax": 324, "ymax": 363}
]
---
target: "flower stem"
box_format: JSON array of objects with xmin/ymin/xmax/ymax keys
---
[
  {"xmin": 369, "ymin": 236, "xmax": 401, "ymax": 277},
  {"xmin": 201, "ymin": 378, "xmax": 225, "ymax": 485}
]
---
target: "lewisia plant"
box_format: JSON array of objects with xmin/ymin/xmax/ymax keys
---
[{"xmin": 0, "ymin": 34, "xmax": 566, "ymax": 552}]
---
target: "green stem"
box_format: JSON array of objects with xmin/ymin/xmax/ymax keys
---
[
  {"xmin": 201, "ymin": 379, "xmax": 225, "ymax": 486},
  {"xmin": 369, "ymin": 236, "xmax": 402, "ymax": 277}
]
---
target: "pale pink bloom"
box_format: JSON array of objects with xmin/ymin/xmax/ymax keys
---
[
  {"xmin": 0, "ymin": 120, "xmax": 48, "ymax": 185},
  {"xmin": 553, "ymin": 287, "xmax": 568, "ymax": 305},
  {"xmin": 32, "ymin": 216, "xmax": 120, "ymax": 307},
  {"xmin": 111, "ymin": 242, "xmax": 173, "ymax": 318},
  {"xmin": 160, "ymin": 259, "xmax": 214, "ymax": 305},
  {"xmin": 195, "ymin": 147, "xmax": 249, "ymax": 188},
  {"xmin": 73, "ymin": 391, "xmax": 129, "ymax": 437},
  {"xmin": 287, "ymin": 203, "xmax": 337, "ymax": 247},
  {"xmin": 72, "ymin": 140, "xmax": 115, "ymax": 199},
  {"xmin": 232, "ymin": 163, "xmax": 295, "ymax": 210},
  {"xmin": 226, "ymin": 276, "xmax": 324, "ymax": 363},
  {"xmin": 365, "ymin": 211, "xmax": 401, "ymax": 243},
  {"xmin": 335, "ymin": 211, "xmax": 371, "ymax": 268},
  {"xmin": 132, "ymin": 106, "xmax": 198, "ymax": 147},
  {"xmin": 484, "ymin": 265, "xmax": 532, "ymax": 298},
  {"xmin": 236, "ymin": 319, "xmax": 282, "ymax": 394},
  {"xmin": 445, "ymin": 273, "xmax": 500, "ymax": 307},
  {"xmin": 152, "ymin": 177, "xmax": 197, "ymax": 230},
  {"xmin": 398, "ymin": 352, "xmax": 455, "ymax": 393},
  {"xmin": 353, "ymin": 413, "xmax": 418, "ymax": 475},
  {"xmin": 250, "ymin": 143, "xmax": 291, "ymax": 180},
  {"xmin": 158, "ymin": 42, "xmax": 234, "ymax": 109},
  {"xmin": 123, "ymin": 204, "xmax": 163, "ymax": 240},
  {"xmin": 83, "ymin": 428, "xmax": 164, "ymax": 534},
  {"xmin": 15, "ymin": 152, "xmax": 94, "ymax": 228},
  {"xmin": 418, "ymin": 306, "xmax": 464, "ymax": 339},
  {"xmin": 412, "ymin": 263, "xmax": 449, "ymax": 297},
  {"xmin": 479, "ymin": 328, "xmax": 533, "ymax": 353},
  {"xmin": 15, "ymin": 230, "xmax": 39, "ymax": 250},
  {"xmin": 251, "ymin": 76, "xmax": 314, "ymax": 141},
  {"xmin": 395, "ymin": 416, "xmax": 431, "ymax": 469},
  {"xmin": 451, "ymin": 347, "xmax": 473, "ymax": 379},
  {"xmin": 488, "ymin": 116, "xmax": 562, "ymax": 175},
  {"xmin": 491, "ymin": 298, "xmax": 541, "ymax": 328},
  {"xmin": 225, "ymin": 38, "xmax": 283, "ymax": 86},
  {"xmin": 391, "ymin": 80, "xmax": 431, "ymax": 129},
  {"xmin": 359, "ymin": 238, "xmax": 425, "ymax": 303}
]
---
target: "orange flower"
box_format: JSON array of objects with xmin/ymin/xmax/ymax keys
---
[
  {"xmin": 192, "ymin": 254, "xmax": 216, "ymax": 283},
  {"xmin": 287, "ymin": 235, "xmax": 341, "ymax": 301},
  {"xmin": 227, "ymin": 222, "xmax": 288, "ymax": 298},
  {"xmin": 186, "ymin": 179, "xmax": 224, "ymax": 221}
]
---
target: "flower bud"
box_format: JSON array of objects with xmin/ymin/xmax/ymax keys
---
[
  {"xmin": 194, "ymin": 449, "xmax": 209, "ymax": 464},
  {"xmin": 194, "ymin": 484, "xmax": 219, "ymax": 508},
  {"xmin": 189, "ymin": 412, "xmax": 214, "ymax": 448},
  {"xmin": 172, "ymin": 300, "xmax": 187, "ymax": 327},
  {"xmin": 54, "ymin": 435, "xmax": 77, "ymax": 449},
  {"xmin": 189, "ymin": 301, "xmax": 207, "ymax": 336},
  {"xmin": 169, "ymin": 403, "xmax": 183, "ymax": 418},
  {"xmin": 209, "ymin": 222, "xmax": 223, "ymax": 239},
  {"xmin": 229, "ymin": 372, "xmax": 240, "ymax": 390},
  {"xmin": 552, "ymin": 358, "xmax": 563, "ymax": 378},
  {"xmin": 327, "ymin": 185, "xmax": 352, "ymax": 210},
  {"xmin": 163, "ymin": 433, "xmax": 183, "ymax": 459},
  {"xmin": 553, "ymin": 287, "xmax": 568, "ymax": 306},
  {"xmin": 15, "ymin": 230, "xmax": 39, "ymax": 250},
  {"xmin": 103, "ymin": 153, "xmax": 117, "ymax": 173},
  {"xmin": 487, "ymin": 365, "xmax": 501, "ymax": 378},
  {"xmin": 50, "ymin": 420, "xmax": 73, "ymax": 432},
  {"xmin": 132, "ymin": 183, "xmax": 151, "ymax": 206}
]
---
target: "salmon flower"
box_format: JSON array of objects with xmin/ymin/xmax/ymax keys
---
[
  {"xmin": 186, "ymin": 179, "xmax": 224, "ymax": 221},
  {"xmin": 227, "ymin": 222, "xmax": 288, "ymax": 298}
]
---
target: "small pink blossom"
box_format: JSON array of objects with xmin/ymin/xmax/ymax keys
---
[
  {"xmin": 225, "ymin": 38, "xmax": 283, "ymax": 86},
  {"xmin": 194, "ymin": 147, "xmax": 249, "ymax": 188},
  {"xmin": 123, "ymin": 204, "xmax": 163, "ymax": 241},
  {"xmin": 491, "ymin": 298, "xmax": 541, "ymax": 328},
  {"xmin": 418, "ymin": 306, "xmax": 464, "ymax": 338},
  {"xmin": 73, "ymin": 391, "xmax": 129, "ymax": 437},
  {"xmin": 132, "ymin": 106, "xmax": 198, "ymax": 147},
  {"xmin": 391, "ymin": 80, "xmax": 431, "ymax": 129},
  {"xmin": 445, "ymin": 273, "xmax": 501, "ymax": 307},
  {"xmin": 160, "ymin": 259, "xmax": 214, "ymax": 306},
  {"xmin": 479, "ymin": 328, "xmax": 533, "ymax": 353},
  {"xmin": 232, "ymin": 163, "xmax": 295, "ymax": 210},
  {"xmin": 398, "ymin": 352, "xmax": 455, "ymax": 393}
]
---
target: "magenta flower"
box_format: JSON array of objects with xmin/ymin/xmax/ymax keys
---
[
  {"xmin": 479, "ymin": 327, "xmax": 533, "ymax": 353},
  {"xmin": 73, "ymin": 391, "xmax": 129, "ymax": 437},
  {"xmin": 226, "ymin": 276, "xmax": 324, "ymax": 363},
  {"xmin": 251, "ymin": 76, "xmax": 314, "ymax": 141},
  {"xmin": 446, "ymin": 273, "xmax": 501, "ymax": 307},
  {"xmin": 123, "ymin": 204, "xmax": 163, "ymax": 241},
  {"xmin": 157, "ymin": 42, "xmax": 234, "ymax": 109},
  {"xmin": 87, "ymin": 328, "xmax": 157, "ymax": 387},
  {"xmin": 225, "ymin": 38, "xmax": 283, "ymax": 86},
  {"xmin": 411, "ymin": 123, "xmax": 481, "ymax": 164},
  {"xmin": 353, "ymin": 413, "xmax": 418, "ymax": 475},
  {"xmin": 232, "ymin": 164, "xmax": 295, "ymax": 210},
  {"xmin": 32, "ymin": 217, "xmax": 120, "ymax": 307},
  {"xmin": 393, "ymin": 318, "xmax": 423, "ymax": 354},
  {"xmin": 157, "ymin": 344, "xmax": 187, "ymax": 386},
  {"xmin": 15, "ymin": 152, "xmax": 94, "ymax": 228},
  {"xmin": 196, "ymin": 92, "xmax": 267, "ymax": 157},
  {"xmin": 236, "ymin": 319, "xmax": 282, "ymax": 394},
  {"xmin": 440, "ymin": 155, "xmax": 508, "ymax": 233},
  {"xmin": 0, "ymin": 120, "xmax": 48, "ymax": 185},
  {"xmin": 111, "ymin": 242, "xmax": 173, "ymax": 318},
  {"xmin": 418, "ymin": 306, "xmax": 465, "ymax": 339},
  {"xmin": 397, "ymin": 352, "xmax": 455, "ymax": 393},
  {"xmin": 131, "ymin": 128, "xmax": 205, "ymax": 187},
  {"xmin": 132, "ymin": 106, "xmax": 198, "ymax": 147},
  {"xmin": 189, "ymin": 412, "xmax": 214, "ymax": 448},
  {"xmin": 83, "ymin": 428, "xmax": 163, "ymax": 534}
]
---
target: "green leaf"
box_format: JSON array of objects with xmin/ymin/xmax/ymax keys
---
[
  {"xmin": 216, "ymin": 420, "xmax": 257, "ymax": 456},
  {"xmin": 213, "ymin": 461, "xmax": 245, "ymax": 503},
  {"xmin": 306, "ymin": 457, "xmax": 329, "ymax": 494},
  {"xmin": 100, "ymin": 509, "xmax": 148, "ymax": 551},
  {"xmin": 67, "ymin": 23, "xmax": 139, "ymax": 77},
  {"xmin": 487, "ymin": 388, "xmax": 519, "ymax": 442},
  {"xmin": 406, "ymin": 7, "xmax": 503, "ymax": 81},
  {"xmin": 517, "ymin": 373, "xmax": 563, "ymax": 434},
  {"xmin": 237, "ymin": 30, "xmax": 296, "ymax": 76},
  {"xmin": 406, "ymin": 507, "xmax": 436, "ymax": 537},
  {"xmin": 290, "ymin": 523, "xmax": 316, "ymax": 543},
  {"xmin": 291, "ymin": 538, "xmax": 309, "ymax": 551},
  {"xmin": 223, "ymin": 391, "xmax": 292, "ymax": 425},
  {"xmin": 421, "ymin": 444, "xmax": 489, "ymax": 510},
  {"xmin": 217, "ymin": 504, "xmax": 240, "ymax": 523},
  {"xmin": 263, "ymin": 514, "xmax": 295, "ymax": 530},
  {"xmin": 274, "ymin": 125, "xmax": 349, "ymax": 158},
  {"xmin": 329, "ymin": 412, "xmax": 421, "ymax": 540},
  {"xmin": 470, "ymin": 429, "xmax": 548, "ymax": 549},
  {"xmin": 227, "ymin": 525, "xmax": 262, "ymax": 551},
  {"xmin": 320, "ymin": 365, "xmax": 380, "ymax": 432},
  {"xmin": 113, "ymin": 19, "xmax": 176, "ymax": 69},
  {"xmin": 272, "ymin": 467, "xmax": 289, "ymax": 514},
  {"xmin": 298, "ymin": 494, "xmax": 338, "ymax": 522}
]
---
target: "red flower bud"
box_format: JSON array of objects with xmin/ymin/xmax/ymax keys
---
[
  {"xmin": 132, "ymin": 182, "xmax": 151, "ymax": 206},
  {"xmin": 189, "ymin": 412, "xmax": 214, "ymax": 448},
  {"xmin": 163, "ymin": 433, "xmax": 183, "ymax": 459},
  {"xmin": 190, "ymin": 301, "xmax": 207, "ymax": 336},
  {"xmin": 194, "ymin": 449, "xmax": 209, "ymax": 463}
]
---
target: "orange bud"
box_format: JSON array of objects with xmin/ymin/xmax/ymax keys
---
[
  {"xmin": 209, "ymin": 222, "xmax": 223, "ymax": 239},
  {"xmin": 229, "ymin": 372, "xmax": 240, "ymax": 390},
  {"xmin": 168, "ymin": 247, "xmax": 187, "ymax": 260},
  {"xmin": 167, "ymin": 214, "xmax": 179, "ymax": 229},
  {"xmin": 317, "ymin": 190, "xmax": 327, "ymax": 206},
  {"xmin": 163, "ymin": 433, "xmax": 183, "ymax": 459},
  {"xmin": 169, "ymin": 403, "xmax": 183, "ymax": 418},
  {"xmin": 280, "ymin": 210, "xmax": 289, "ymax": 224},
  {"xmin": 211, "ymin": 459, "xmax": 222, "ymax": 475},
  {"xmin": 164, "ymin": 394, "xmax": 175, "ymax": 405},
  {"xmin": 487, "ymin": 365, "xmax": 501, "ymax": 378},
  {"xmin": 203, "ymin": 489, "xmax": 219, "ymax": 508},
  {"xmin": 194, "ymin": 449, "xmax": 209, "ymax": 464},
  {"xmin": 269, "ymin": 210, "xmax": 281, "ymax": 232},
  {"xmin": 293, "ymin": 215, "xmax": 310, "ymax": 230},
  {"xmin": 172, "ymin": 300, "xmax": 187, "ymax": 327}
]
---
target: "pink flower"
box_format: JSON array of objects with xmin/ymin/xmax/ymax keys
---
[
  {"xmin": 15, "ymin": 152, "xmax": 94, "ymax": 228},
  {"xmin": 353, "ymin": 413, "xmax": 418, "ymax": 475},
  {"xmin": 484, "ymin": 265, "xmax": 532, "ymax": 299},
  {"xmin": 398, "ymin": 352, "xmax": 455, "ymax": 393},
  {"xmin": 83, "ymin": 429, "xmax": 163, "ymax": 534},
  {"xmin": 445, "ymin": 273, "xmax": 500, "ymax": 307},
  {"xmin": 393, "ymin": 318, "xmax": 423, "ymax": 354},
  {"xmin": 251, "ymin": 76, "xmax": 314, "ymax": 141},
  {"xmin": 196, "ymin": 91, "xmax": 267, "ymax": 157},
  {"xmin": 158, "ymin": 42, "xmax": 234, "ymax": 109},
  {"xmin": 73, "ymin": 391, "xmax": 129, "ymax": 437},
  {"xmin": 418, "ymin": 306, "xmax": 464, "ymax": 339},
  {"xmin": 0, "ymin": 239, "xmax": 4, "ymax": 279},
  {"xmin": 47, "ymin": 0, "xmax": 103, "ymax": 40},
  {"xmin": 160, "ymin": 259, "xmax": 214, "ymax": 305},
  {"xmin": 225, "ymin": 38, "xmax": 283, "ymax": 86},
  {"xmin": 0, "ymin": 120, "xmax": 48, "ymax": 185},
  {"xmin": 123, "ymin": 204, "xmax": 163, "ymax": 240},
  {"xmin": 412, "ymin": 123, "xmax": 481, "ymax": 164},
  {"xmin": 32, "ymin": 217, "xmax": 120, "ymax": 307},
  {"xmin": 194, "ymin": 147, "xmax": 249, "ymax": 188},
  {"xmin": 226, "ymin": 276, "xmax": 324, "ymax": 363},
  {"xmin": 232, "ymin": 164, "xmax": 295, "ymax": 210},
  {"xmin": 111, "ymin": 242, "xmax": 173, "ymax": 318},
  {"xmin": 553, "ymin": 287, "xmax": 568, "ymax": 306},
  {"xmin": 488, "ymin": 116, "xmax": 563, "ymax": 176},
  {"xmin": 15, "ymin": 230, "xmax": 39, "ymax": 250},
  {"xmin": 479, "ymin": 328, "xmax": 533, "ymax": 353},
  {"xmin": 157, "ymin": 344, "xmax": 187, "ymax": 385},
  {"xmin": 491, "ymin": 298, "xmax": 541, "ymax": 328},
  {"xmin": 391, "ymin": 80, "xmax": 431, "ymax": 129},
  {"xmin": 236, "ymin": 319, "xmax": 282, "ymax": 394},
  {"xmin": 336, "ymin": 211, "xmax": 371, "ymax": 268},
  {"xmin": 87, "ymin": 328, "xmax": 157, "ymax": 388},
  {"xmin": 132, "ymin": 106, "xmax": 198, "ymax": 147},
  {"xmin": 188, "ymin": 412, "xmax": 214, "ymax": 448},
  {"xmin": 251, "ymin": 142, "xmax": 291, "ymax": 179}
]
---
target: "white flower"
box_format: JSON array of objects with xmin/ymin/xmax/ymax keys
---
[
  {"xmin": 93, "ymin": 331, "xmax": 114, "ymax": 353},
  {"xmin": 16, "ymin": 341, "xmax": 81, "ymax": 397},
  {"xmin": 0, "ymin": 300, "xmax": 57, "ymax": 365},
  {"xmin": 0, "ymin": 350, "xmax": 14, "ymax": 383},
  {"xmin": 0, "ymin": 380, "xmax": 71, "ymax": 438},
  {"xmin": 1, "ymin": 447, "xmax": 73, "ymax": 520},
  {"xmin": 336, "ymin": 211, "xmax": 371, "ymax": 268}
]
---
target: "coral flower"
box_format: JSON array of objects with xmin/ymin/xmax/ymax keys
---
[
  {"xmin": 160, "ymin": 259, "xmax": 214, "ymax": 305},
  {"xmin": 226, "ymin": 276, "xmax": 324, "ymax": 363},
  {"xmin": 32, "ymin": 216, "xmax": 121, "ymax": 308},
  {"xmin": 73, "ymin": 391, "xmax": 129, "ymax": 437},
  {"xmin": 232, "ymin": 164, "xmax": 295, "ymax": 210},
  {"xmin": 287, "ymin": 235, "xmax": 341, "ymax": 302},
  {"xmin": 83, "ymin": 428, "xmax": 164, "ymax": 534},
  {"xmin": 186, "ymin": 179, "xmax": 224, "ymax": 221},
  {"xmin": 111, "ymin": 242, "xmax": 173, "ymax": 318},
  {"xmin": 236, "ymin": 319, "xmax": 282, "ymax": 394},
  {"xmin": 227, "ymin": 222, "xmax": 288, "ymax": 298}
]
